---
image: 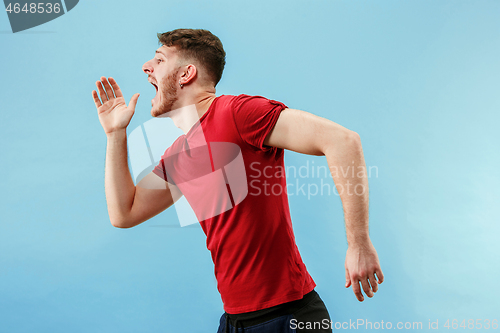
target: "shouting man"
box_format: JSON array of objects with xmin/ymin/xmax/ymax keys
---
[{"xmin": 92, "ymin": 28, "xmax": 384, "ymax": 333}]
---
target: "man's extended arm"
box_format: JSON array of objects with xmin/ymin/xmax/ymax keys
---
[
  {"xmin": 264, "ymin": 108, "xmax": 384, "ymax": 302},
  {"xmin": 93, "ymin": 77, "xmax": 174, "ymax": 228}
]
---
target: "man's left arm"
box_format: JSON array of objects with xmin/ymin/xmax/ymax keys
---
[{"xmin": 264, "ymin": 108, "xmax": 384, "ymax": 302}]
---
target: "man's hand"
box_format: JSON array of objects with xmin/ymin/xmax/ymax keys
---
[
  {"xmin": 92, "ymin": 76, "xmax": 140, "ymax": 134},
  {"xmin": 345, "ymin": 239, "xmax": 384, "ymax": 301}
]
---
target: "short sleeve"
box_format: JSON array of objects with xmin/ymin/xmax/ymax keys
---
[
  {"xmin": 232, "ymin": 94, "xmax": 288, "ymax": 151},
  {"xmin": 152, "ymin": 148, "xmax": 173, "ymax": 183},
  {"xmin": 151, "ymin": 135, "xmax": 184, "ymax": 184}
]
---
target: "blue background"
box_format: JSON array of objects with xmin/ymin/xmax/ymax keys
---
[{"xmin": 1, "ymin": 0, "xmax": 499, "ymax": 332}]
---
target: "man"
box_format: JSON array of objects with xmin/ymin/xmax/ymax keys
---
[{"xmin": 92, "ymin": 28, "xmax": 384, "ymax": 332}]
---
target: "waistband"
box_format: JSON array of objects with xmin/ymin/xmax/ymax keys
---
[{"xmin": 225, "ymin": 289, "xmax": 318, "ymax": 328}]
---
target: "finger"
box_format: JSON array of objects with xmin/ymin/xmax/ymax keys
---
[
  {"xmin": 129, "ymin": 93, "xmax": 140, "ymax": 110},
  {"xmin": 101, "ymin": 77, "xmax": 115, "ymax": 100},
  {"xmin": 360, "ymin": 276, "xmax": 374, "ymax": 298},
  {"xmin": 96, "ymin": 80, "xmax": 108, "ymax": 103},
  {"xmin": 351, "ymin": 278, "xmax": 364, "ymax": 302},
  {"xmin": 369, "ymin": 273, "xmax": 379, "ymax": 293},
  {"xmin": 109, "ymin": 77, "xmax": 123, "ymax": 98},
  {"xmin": 345, "ymin": 268, "xmax": 351, "ymax": 288},
  {"xmin": 92, "ymin": 90, "xmax": 102, "ymax": 108},
  {"xmin": 375, "ymin": 268, "xmax": 384, "ymax": 284}
]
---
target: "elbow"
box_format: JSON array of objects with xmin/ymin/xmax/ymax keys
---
[
  {"xmin": 323, "ymin": 129, "xmax": 361, "ymax": 155},
  {"xmin": 321, "ymin": 130, "xmax": 361, "ymax": 158},
  {"xmin": 110, "ymin": 213, "xmax": 145, "ymax": 229},
  {"xmin": 346, "ymin": 131, "xmax": 363, "ymax": 154},
  {"xmin": 111, "ymin": 222, "xmax": 129, "ymax": 229},
  {"xmin": 348, "ymin": 130, "xmax": 361, "ymax": 145},
  {"xmin": 110, "ymin": 216, "xmax": 132, "ymax": 229}
]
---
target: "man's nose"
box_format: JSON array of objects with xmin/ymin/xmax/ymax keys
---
[{"xmin": 142, "ymin": 60, "xmax": 153, "ymax": 74}]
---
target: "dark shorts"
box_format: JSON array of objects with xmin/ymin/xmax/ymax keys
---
[{"xmin": 217, "ymin": 289, "xmax": 332, "ymax": 333}]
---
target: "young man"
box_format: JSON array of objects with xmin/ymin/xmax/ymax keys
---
[{"xmin": 92, "ymin": 28, "xmax": 384, "ymax": 332}]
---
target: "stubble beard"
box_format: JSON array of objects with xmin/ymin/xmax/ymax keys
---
[{"xmin": 152, "ymin": 67, "xmax": 181, "ymax": 118}]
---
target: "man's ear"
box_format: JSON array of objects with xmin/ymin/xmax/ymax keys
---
[{"xmin": 180, "ymin": 64, "xmax": 198, "ymax": 86}]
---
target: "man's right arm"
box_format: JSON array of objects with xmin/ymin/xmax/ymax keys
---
[
  {"xmin": 105, "ymin": 130, "xmax": 174, "ymax": 228},
  {"xmin": 93, "ymin": 76, "xmax": 174, "ymax": 228}
]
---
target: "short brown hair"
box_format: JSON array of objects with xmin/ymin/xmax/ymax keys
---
[{"xmin": 157, "ymin": 28, "xmax": 226, "ymax": 87}]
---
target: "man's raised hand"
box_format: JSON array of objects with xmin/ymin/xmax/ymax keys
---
[{"xmin": 92, "ymin": 77, "xmax": 140, "ymax": 135}]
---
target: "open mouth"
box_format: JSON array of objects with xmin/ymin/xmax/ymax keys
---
[{"xmin": 150, "ymin": 79, "xmax": 159, "ymax": 107}]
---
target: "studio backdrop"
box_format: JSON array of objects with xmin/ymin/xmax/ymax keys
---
[{"xmin": 1, "ymin": 0, "xmax": 499, "ymax": 332}]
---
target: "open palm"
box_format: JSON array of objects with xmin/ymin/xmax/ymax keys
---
[{"xmin": 92, "ymin": 77, "xmax": 140, "ymax": 134}]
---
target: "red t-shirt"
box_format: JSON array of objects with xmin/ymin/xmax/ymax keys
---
[{"xmin": 153, "ymin": 94, "xmax": 316, "ymax": 314}]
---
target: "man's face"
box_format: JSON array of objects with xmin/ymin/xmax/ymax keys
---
[{"xmin": 142, "ymin": 46, "xmax": 182, "ymax": 117}]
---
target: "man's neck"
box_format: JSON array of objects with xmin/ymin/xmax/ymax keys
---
[
  {"xmin": 169, "ymin": 89, "xmax": 217, "ymax": 134},
  {"xmin": 195, "ymin": 92, "xmax": 217, "ymax": 119}
]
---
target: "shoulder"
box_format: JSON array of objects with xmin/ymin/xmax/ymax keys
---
[
  {"xmin": 222, "ymin": 94, "xmax": 287, "ymax": 112},
  {"xmin": 159, "ymin": 133, "xmax": 186, "ymax": 159}
]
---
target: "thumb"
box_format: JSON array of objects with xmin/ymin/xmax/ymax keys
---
[
  {"xmin": 129, "ymin": 93, "xmax": 140, "ymax": 110},
  {"xmin": 345, "ymin": 267, "xmax": 351, "ymax": 288}
]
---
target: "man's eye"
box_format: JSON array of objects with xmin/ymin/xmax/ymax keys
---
[{"xmin": 156, "ymin": 58, "xmax": 163, "ymax": 63}]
